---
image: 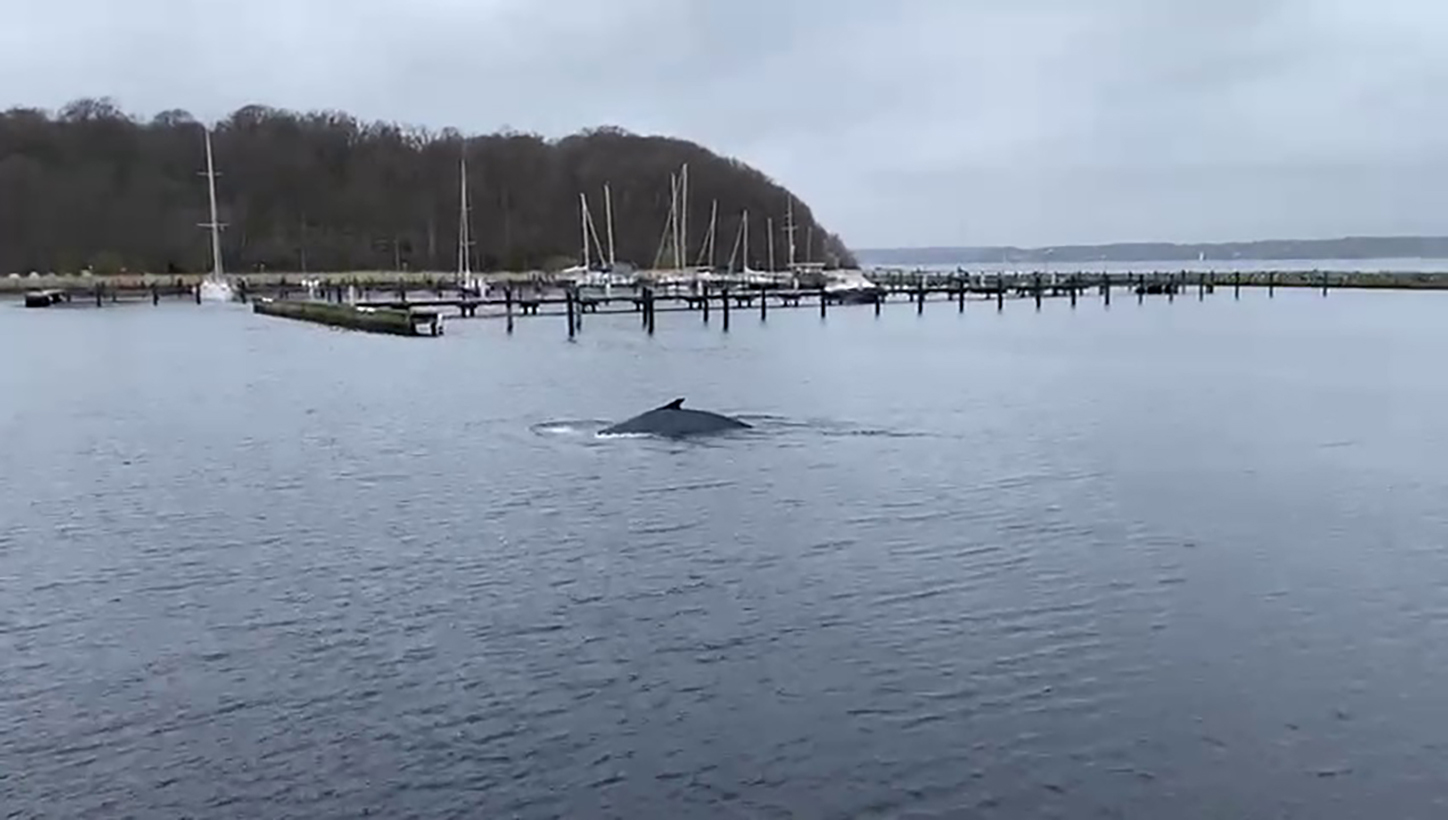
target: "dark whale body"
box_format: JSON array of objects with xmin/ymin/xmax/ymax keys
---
[{"xmin": 599, "ymin": 398, "xmax": 751, "ymax": 438}]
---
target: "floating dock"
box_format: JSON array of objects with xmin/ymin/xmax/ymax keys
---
[{"xmin": 251, "ymin": 298, "xmax": 442, "ymax": 336}]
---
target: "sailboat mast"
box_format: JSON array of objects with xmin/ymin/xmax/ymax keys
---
[
  {"xmin": 785, "ymin": 199, "xmax": 797, "ymax": 270},
  {"xmin": 201, "ymin": 126, "xmax": 225, "ymax": 278},
  {"xmin": 725, "ymin": 214, "xmax": 743, "ymax": 272},
  {"xmin": 674, "ymin": 170, "xmax": 684, "ymax": 269},
  {"xmin": 669, "ymin": 172, "xmax": 680, "ymax": 269},
  {"xmin": 766, "ymin": 217, "xmax": 775, "ymax": 272},
  {"xmin": 457, "ymin": 155, "xmax": 471, "ymax": 279},
  {"xmin": 742, "ymin": 209, "xmax": 750, "ymax": 273},
  {"xmin": 578, "ymin": 192, "xmax": 591, "ymax": 269},
  {"xmin": 603, "ymin": 182, "xmax": 616, "ymax": 268},
  {"xmin": 680, "ymin": 163, "xmax": 689, "ymax": 269},
  {"xmin": 707, "ymin": 199, "xmax": 718, "ymax": 268}
]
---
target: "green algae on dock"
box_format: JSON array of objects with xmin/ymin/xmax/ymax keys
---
[{"xmin": 252, "ymin": 298, "xmax": 441, "ymax": 336}]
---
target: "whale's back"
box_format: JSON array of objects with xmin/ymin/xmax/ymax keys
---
[{"xmin": 600, "ymin": 399, "xmax": 750, "ymax": 438}]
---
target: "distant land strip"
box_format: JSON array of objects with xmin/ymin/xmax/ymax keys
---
[{"xmin": 855, "ymin": 236, "xmax": 1448, "ymax": 265}]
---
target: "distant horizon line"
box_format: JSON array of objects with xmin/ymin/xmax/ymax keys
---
[{"xmin": 854, "ymin": 234, "xmax": 1448, "ymax": 254}]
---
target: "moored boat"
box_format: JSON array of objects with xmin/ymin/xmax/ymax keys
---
[
  {"xmin": 823, "ymin": 269, "xmax": 885, "ymax": 304},
  {"xmin": 23, "ymin": 289, "xmax": 66, "ymax": 307}
]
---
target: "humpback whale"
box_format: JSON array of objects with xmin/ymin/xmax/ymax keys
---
[{"xmin": 599, "ymin": 398, "xmax": 751, "ymax": 438}]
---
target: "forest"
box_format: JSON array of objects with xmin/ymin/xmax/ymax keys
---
[{"xmin": 0, "ymin": 98, "xmax": 856, "ymax": 275}]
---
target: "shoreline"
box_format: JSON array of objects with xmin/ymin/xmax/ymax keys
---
[
  {"xmin": 8, "ymin": 266, "xmax": 1448, "ymax": 302},
  {"xmin": 8, "ymin": 267, "xmax": 1448, "ymax": 296}
]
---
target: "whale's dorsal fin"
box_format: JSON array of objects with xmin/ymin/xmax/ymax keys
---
[{"xmin": 663, "ymin": 397, "xmax": 685, "ymax": 410}]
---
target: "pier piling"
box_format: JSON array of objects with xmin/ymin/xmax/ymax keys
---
[
  {"xmin": 819, "ymin": 287, "xmax": 828, "ymax": 318},
  {"xmin": 1069, "ymin": 275, "xmax": 1078, "ymax": 308},
  {"xmin": 1033, "ymin": 272, "xmax": 1043, "ymax": 310},
  {"xmin": 722, "ymin": 287, "xmax": 731, "ymax": 332},
  {"xmin": 565, "ymin": 289, "xmax": 576, "ymax": 338}
]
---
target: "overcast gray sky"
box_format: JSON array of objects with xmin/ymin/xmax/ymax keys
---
[{"xmin": 3, "ymin": 0, "xmax": 1446, "ymax": 248}]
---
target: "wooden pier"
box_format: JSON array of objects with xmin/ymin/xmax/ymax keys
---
[
  {"xmin": 342, "ymin": 268, "xmax": 1337, "ymax": 324},
  {"xmin": 6, "ymin": 267, "xmax": 1448, "ymax": 307},
  {"xmin": 9, "ymin": 268, "xmax": 1448, "ymax": 343}
]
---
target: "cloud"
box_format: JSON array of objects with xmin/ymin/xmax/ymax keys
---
[{"xmin": 4, "ymin": 0, "xmax": 1446, "ymax": 247}]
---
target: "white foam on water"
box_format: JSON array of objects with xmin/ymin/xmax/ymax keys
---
[{"xmin": 529, "ymin": 420, "xmax": 612, "ymax": 437}]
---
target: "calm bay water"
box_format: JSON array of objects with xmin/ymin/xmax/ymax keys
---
[{"xmin": 3, "ymin": 290, "xmax": 1447, "ymax": 819}]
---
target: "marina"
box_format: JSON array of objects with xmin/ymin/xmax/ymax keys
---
[
  {"xmin": 10, "ymin": 136, "xmax": 1447, "ymax": 328},
  {"xmin": 10, "ymin": 265, "xmax": 1447, "ymax": 330}
]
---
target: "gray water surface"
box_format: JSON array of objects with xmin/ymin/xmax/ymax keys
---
[{"xmin": 3, "ymin": 291, "xmax": 1447, "ymax": 818}]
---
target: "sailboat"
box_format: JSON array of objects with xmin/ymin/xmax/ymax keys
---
[
  {"xmin": 456, "ymin": 154, "xmax": 483, "ymax": 296},
  {"xmin": 197, "ymin": 125, "xmax": 234, "ymax": 302},
  {"xmin": 649, "ymin": 167, "xmax": 697, "ymax": 288},
  {"xmin": 781, "ymin": 198, "xmax": 876, "ymax": 301},
  {"xmin": 603, "ymin": 182, "xmax": 618, "ymax": 273},
  {"xmin": 723, "ymin": 209, "xmax": 766, "ymax": 284},
  {"xmin": 559, "ymin": 194, "xmax": 594, "ymax": 280},
  {"xmin": 782, "ymin": 198, "xmax": 803, "ymax": 290},
  {"xmin": 672, "ymin": 163, "xmax": 726, "ymax": 281},
  {"xmin": 563, "ymin": 188, "xmax": 631, "ymax": 286},
  {"xmin": 693, "ymin": 199, "xmax": 719, "ymax": 272},
  {"xmin": 822, "ymin": 268, "xmax": 885, "ymax": 304}
]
